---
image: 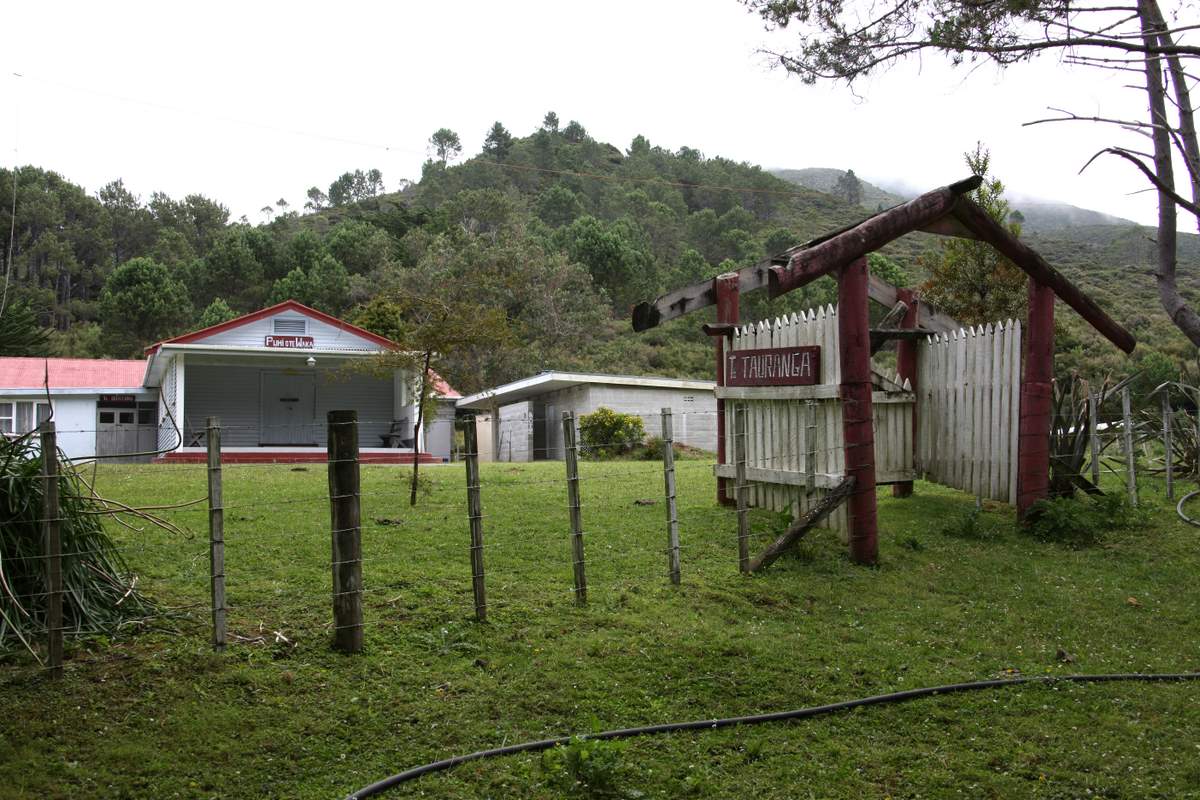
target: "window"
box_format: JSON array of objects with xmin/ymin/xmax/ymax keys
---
[
  {"xmin": 273, "ymin": 317, "xmax": 307, "ymax": 334},
  {"xmin": 119, "ymin": 411, "xmax": 135, "ymax": 424},
  {"xmin": 99, "ymin": 411, "xmax": 115, "ymax": 424},
  {"xmin": 137, "ymin": 407, "xmax": 154, "ymax": 425},
  {"xmin": 0, "ymin": 401, "xmax": 52, "ymax": 436}
]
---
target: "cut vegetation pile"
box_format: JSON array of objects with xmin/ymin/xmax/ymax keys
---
[{"xmin": 0, "ymin": 434, "xmax": 157, "ymax": 658}]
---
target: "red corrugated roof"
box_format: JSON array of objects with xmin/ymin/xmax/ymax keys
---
[
  {"xmin": 0, "ymin": 357, "xmax": 147, "ymax": 390},
  {"xmin": 429, "ymin": 371, "xmax": 461, "ymax": 399}
]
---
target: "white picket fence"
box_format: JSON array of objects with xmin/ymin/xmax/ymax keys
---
[
  {"xmin": 715, "ymin": 305, "xmax": 915, "ymax": 535},
  {"xmin": 915, "ymin": 320, "xmax": 1022, "ymax": 504}
]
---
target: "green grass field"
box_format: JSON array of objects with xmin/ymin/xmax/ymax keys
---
[{"xmin": 3, "ymin": 460, "xmax": 1199, "ymax": 799}]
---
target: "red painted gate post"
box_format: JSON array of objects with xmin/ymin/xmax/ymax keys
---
[
  {"xmin": 838, "ymin": 257, "xmax": 878, "ymax": 565},
  {"xmin": 893, "ymin": 287, "xmax": 918, "ymax": 498},
  {"xmin": 714, "ymin": 272, "xmax": 740, "ymax": 506},
  {"xmin": 1017, "ymin": 278, "xmax": 1056, "ymax": 520}
]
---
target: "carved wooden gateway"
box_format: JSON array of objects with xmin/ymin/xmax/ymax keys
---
[{"xmin": 632, "ymin": 176, "xmax": 1136, "ymax": 567}]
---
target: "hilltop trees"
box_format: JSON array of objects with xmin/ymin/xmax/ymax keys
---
[
  {"xmin": 429, "ymin": 128, "xmax": 463, "ymax": 166},
  {"xmin": 834, "ymin": 169, "xmax": 862, "ymax": 206},
  {"xmin": 744, "ymin": 0, "xmax": 1200, "ymax": 346},
  {"xmin": 483, "ymin": 122, "xmax": 514, "ymax": 160}
]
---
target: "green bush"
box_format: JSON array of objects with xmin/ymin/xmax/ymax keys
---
[
  {"xmin": 1024, "ymin": 492, "xmax": 1143, "ymax": 547},
  {"xmin": 578, "ymin": 407, "xmax": 645, "ymax": 459}
]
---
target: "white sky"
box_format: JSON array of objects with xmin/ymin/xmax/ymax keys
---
[{"xmin": 1, "ymin": 0, "xmax": 1179, "ymax": 226}]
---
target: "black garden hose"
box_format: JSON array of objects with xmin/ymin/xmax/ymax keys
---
[
  {"xmin": 344, "ymin": 671, "xmax": 1200, "ymax": 799},
  {"xmin": 1178, "ymin": 489, "xmax": 1200, "ymax": 528}
]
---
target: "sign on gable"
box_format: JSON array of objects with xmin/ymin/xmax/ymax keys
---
[
  {"xmin": 726, "ymin": 346, "xmax": 821, "ymax": 386},
  {"xmin": 265, "ymin": 335, "xmax": 316, "ymax": 349}
]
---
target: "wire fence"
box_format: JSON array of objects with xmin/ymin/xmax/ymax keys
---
[{"xmin": 7, "ymin": 390, "xmax": 1198, "ymax": 676}]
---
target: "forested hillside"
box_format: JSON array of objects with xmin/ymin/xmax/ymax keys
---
[{"xmin": 1, "ymin": 117, "xmax": 1195, "ymax": 395}]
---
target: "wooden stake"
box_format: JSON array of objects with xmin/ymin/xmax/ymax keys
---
[
  {"xmin": 1162, "ymin": 391, "xmax": 1174, "ymax": 501},
  {"xmin": 735, "ymin": 404, "xmax": 750, "ymax": 573},
  {"xmin": 562, "ymin": 412, "xmax": 586, "ymax": 604},
  {"xmin": 40, "ymin": 422, "xmax": 63, "ymax": 679},
  {"xmin": 463, "ymin": 420, "xmax": 487, "ymax": 621},
  {"xmin": 748, "ymin": 477, "xmax": 855, "ymax": 573},
  {"xmin": 327, "ymin": 410, "xmax": 363, "ymax": 654},
  {"xmin": 838, "ymin": 256, "xmax": 878, "ymax": 565},
  {"xmin": 1088, "ymin": 392, "xmax": 1101, "ymax": 487},
  {"xmin": 661, "ymin": 408, "xmax": 681, "ymax": 585},
  {"xmin": 1122, "ymin": 387, "xmax": 1138, "ymax": 507},
  {"xmin": 206, "ymin": 417, "xmax": 226, "ymax": 650}
]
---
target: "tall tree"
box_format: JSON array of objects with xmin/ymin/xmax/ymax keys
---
[
  {"xmin": 743, "ymin": 0, "xmax": 1200, "ymax": 346},
  {"xmin": 834, "ymin": 169, "xmax": 863, "ymax": 206},
  {"xmin": 428, "ymin": 128, "xmax": 463, "ymax": 166},
  {"xmin": 355, "ymin": 289, "xmax": 512, "ymax": 505},
  {"xmin": 483, "ymin": 122, "xmax": 514, "ymax": 160},
  {"xmin": 99, "ymin": 257, "xmax": 191, "ymax": 355},
  {"xmin": 921, "ymin": 145, "xmax": 1027, "ymax": 325},
  {"xmin": 541, "ymin": 111, "xmax": 560, "ymax": 133}
]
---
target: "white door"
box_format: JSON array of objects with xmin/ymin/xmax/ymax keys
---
[{"xmin": 260, "ymin": 371, "xmax": 317, "ymax": 445}]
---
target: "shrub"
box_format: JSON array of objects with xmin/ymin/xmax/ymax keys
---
[
  {"xmin": 578, "ymin": 407, "xmax": 645, "ymax": 459},
  {"xmin": 1024, "ymin": 492, "xmax": 1144, "ymax": 547},
  {"xmin": 541, "ymin": 736, "xmax": 628, "ymax": 797},
  {"xmin": 1, "ymin": 434, "xmax": 156, "ymax": 655}
]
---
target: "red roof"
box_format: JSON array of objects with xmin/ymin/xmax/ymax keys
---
[
  {"xmin": 430, "ymin": 371, "xmax": 461, "ymax": 399},
  {"xmin": 0, "ymin": 357, "xmax": 147, "ymax": 390},
  {"xmin": 145, "ymin": 299, "xmax": 400, "ymax": 354}
]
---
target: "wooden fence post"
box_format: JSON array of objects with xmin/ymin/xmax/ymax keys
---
[
  {"xmin": 735, "ymin": 404, "xmax": 750, "ymax": 573},
  {"xmin": 1121, "ymin": 387, "xmax": 1138, "ymax": 507},
  {"xmin": 714, "ymin": 272, "xmax": 740, "ymax": 506},
  {"xmin": 463, "ymin": 420, "xmax": 487, "ymax": 621},
  {"xmin": 206, "ymin": 417, "xmax": 226, "ymax": 650},
  {"xmin": 1017, "ymin": 278, "xmax": 1055, "ymax": 521},
  {"xmin": 562, "ymin": 412, "xmax": 587, "ymax": 604},
  {"xmin": 327, "ymin": 410, "xmax": 363, "ymax": 654},
  {"xmin": 1162, "ymin": 390, "xmax": 1173, "ymax": 501},
  {"xmin": 661, "ymin": 408, "xmax": 681, "ymax": 585},
  {"xmin": 1088, "ymin": 392, "xmax": 1101, "ymax": 487},
  {"xmin": 838, "ymin": 256, "xmax": 878, "ymax": 564},
  {"xmin": 40, "ymin": 422, "xmax": 63, "ymax": 679}
]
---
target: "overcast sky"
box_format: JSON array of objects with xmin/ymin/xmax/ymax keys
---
[{"xmin": 2, "ymin": 1, "xmax": 1179, "ymax": 225}]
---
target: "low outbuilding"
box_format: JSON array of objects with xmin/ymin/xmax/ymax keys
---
[{"xmin": 456, "ymin": 371, "xmax": 716, "ymax": 461}]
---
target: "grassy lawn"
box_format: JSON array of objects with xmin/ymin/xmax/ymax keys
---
[{"xmin": 2, "ymin": 460, "xmax": 1199, "ymax": 799}]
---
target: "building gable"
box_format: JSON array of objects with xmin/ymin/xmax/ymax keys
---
[{"xmin": 148, "ymin": 300, "xmax": 397, "ymax": 353}]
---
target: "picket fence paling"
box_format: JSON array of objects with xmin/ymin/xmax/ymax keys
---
[{"xmin": 916, "ymin": 319, "xmax": 1021, "ymax": 504}]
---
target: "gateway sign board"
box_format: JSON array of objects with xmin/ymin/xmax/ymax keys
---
[{"xmin": 726, "ymin": 346, "xmax": 821, "ymax": 387}]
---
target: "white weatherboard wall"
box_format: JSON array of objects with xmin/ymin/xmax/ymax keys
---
[
  {"xmin": 194, "ymin": 311, "xmax": 382, "ymax": 352},
  {"xmin": 52, "ymin": 397, "xmax": 99, "ymax": 460},
  {"xmin": 916, "ymin": 321, "xmax": 1022, "ymax": 504},
  {"xmin": 184, "ymin": 364, "xmax": 397, "ymax": 449}
]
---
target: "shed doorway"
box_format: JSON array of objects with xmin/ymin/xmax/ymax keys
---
[
  {"xmin": 260, "ymin": 370, "xmax": 317, "ymax": 445},
  {"xmin": 95, "ymin": 398, "xmax": 156, "ymax": 462}
]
